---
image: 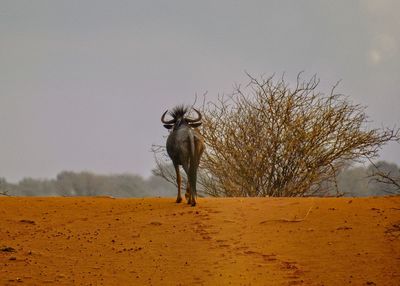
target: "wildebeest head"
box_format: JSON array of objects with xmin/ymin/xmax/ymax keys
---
[{"xmin": 161, "ymin": 105, "xmax": 202, "ymax": 130}]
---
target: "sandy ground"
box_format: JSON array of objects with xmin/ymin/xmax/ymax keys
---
[{"xmin": 0, "ymin": 196, "xmax": 399, "ymax": 285}]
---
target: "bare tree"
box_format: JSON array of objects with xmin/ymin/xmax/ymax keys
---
[{"xmin": 154, "ymin": 73, "xmax": 399, "ymax": 197}]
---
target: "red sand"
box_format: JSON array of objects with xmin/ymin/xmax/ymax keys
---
[{"xmin": 1, "ymin": 196, "xmax": 399, "ymax": 285}]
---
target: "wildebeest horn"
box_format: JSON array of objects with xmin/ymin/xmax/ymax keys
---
[
  {"xmin": 161, "ymin": 110, "xmax": 175, "ymax": 124},
  {"xmin": 186, "ymin": 108, "xmax": 202, "ymax": 123}
]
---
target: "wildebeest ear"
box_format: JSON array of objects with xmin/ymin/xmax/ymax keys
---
[
  {"xmin": 163, "ymin": 124, "xmax": 174, "ymax": 129},
  {"xmin": 189, "ymin": 122, "xmax": 202, "ymax": 128}
]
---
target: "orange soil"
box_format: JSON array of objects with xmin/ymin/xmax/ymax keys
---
[{"xmin": 0, "ymin": 196, "xmax": 399, "ymax": 285}]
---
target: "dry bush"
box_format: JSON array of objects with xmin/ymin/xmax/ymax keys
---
[{"xmin": 154, "ymin": 73, "xmax": 399, "ymax": 197}]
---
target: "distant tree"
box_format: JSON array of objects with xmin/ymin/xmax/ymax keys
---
[
  {"xmin": 55, "ymin": 171, "xmax": 172, "ymax": 197},
  {"xmin": 13, "ymin": 177, "xmax": 57, "ymax": 196},
  {"xmin": 0, "ymin": 177, "xmax": 10, "ymax": 196},
  {"xmin": 368, "ymin": 161, "xmax": 400, "ymax": 194},
  {"xmin": 76, "ymin": 172, "xmax": 102, "ymax": 196},
  {"xmin": 107, "ymin": 174, "xmax": 148, "ymax": 197},
  {"xmin": 56, "ymin": 171, "xmax": 102, "ymax": 196},
  {"xmin": 334, "ymin": 166, "xmax": 370, "ymax": 196},
  {"xmin": 56, "ymin": 171, "xmax": 76, "ymax": 196},
  {"xmin": 0, "ymin": 171, "xmax": 182, "ymax": 197},
  {"xmin": 155, "ymin": 73, "xmax": 399, "ymax": 197},
  {"xmin": 146, "ymin": 171, "xmax": 177, "ymax": 197}
]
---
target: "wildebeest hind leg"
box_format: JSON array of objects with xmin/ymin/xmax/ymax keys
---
[
  {"xmin": 185, "ymin": 181, "xmax": 191, "ymax": 204},
  {"xmin": 175, "ymin": 165, "xmax": 182, "ymax": 203}
]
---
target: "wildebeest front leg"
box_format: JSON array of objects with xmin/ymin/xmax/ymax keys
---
[{"xmin": 175, "ymin": 165, "xmax": 182, "ymax": 203}]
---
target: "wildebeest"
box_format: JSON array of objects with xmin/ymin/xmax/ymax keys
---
[{"xmin": 161, "ymin": 105, "xmax": 205, "ymax": 206}]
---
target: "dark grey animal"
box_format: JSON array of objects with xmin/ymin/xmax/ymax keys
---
[{"xmin": 161, "ymin": 106, "xmax": 205, "ymax": 206}]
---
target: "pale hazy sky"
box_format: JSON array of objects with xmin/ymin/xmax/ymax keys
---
[{"xmin": 1, "ymin": 0, "xmax": 399, "ymax": 182}]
